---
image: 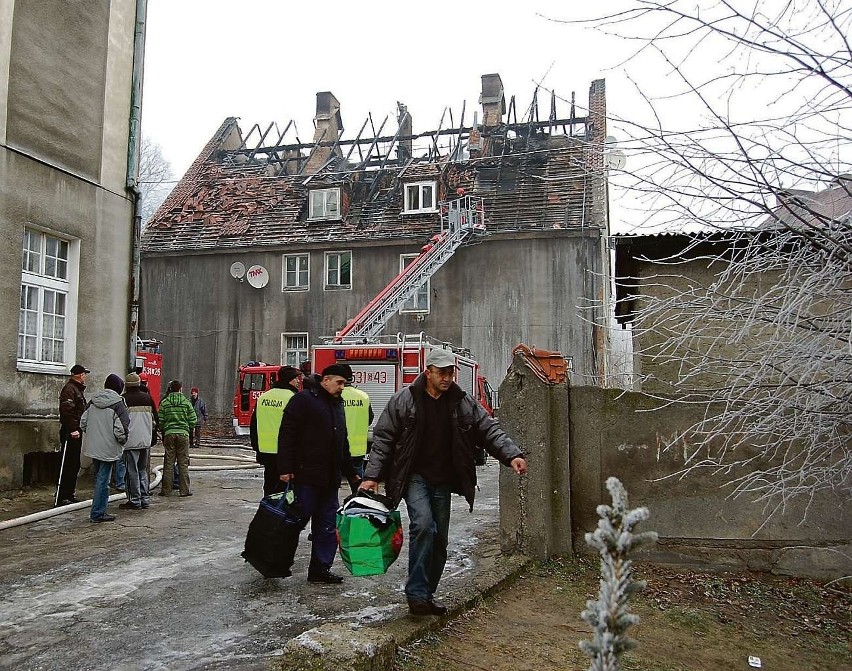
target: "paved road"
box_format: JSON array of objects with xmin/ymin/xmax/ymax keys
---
[{"xmin": 0, "ymin": 451, "xmax": 504, "ymax": 671}]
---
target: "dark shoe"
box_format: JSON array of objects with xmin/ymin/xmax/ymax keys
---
[
  {"xmin": 118, "ymin": 502, "xmax": 141, "ymax": 510},
  {"xmin": 91, "ymin": 514, "xmax": 116, "ymax": 523},
  {"xmin": 111, "ymin": 485, "xmax": 125, "ymax": 493},
  {"xmin": 307, "ymin": 570, "xmax": 344, "ymax": 584},
  {"xmin": 158, "ymin": 491, "xmax": 170, "ymax": 497},
  {"xmin": 408, "ymin": 599, "xmax": 448, "ymax": 616},
  {"xmin": 140, "ymin": 502, "xmax": 150, "ymax": 509},
  {"xmin": 55, "ymin": 497, "xmax": 80, "ymax": 507},
  {"xmin": 179, "ymin": 492, "xmax": 193, "ymax": 497}
]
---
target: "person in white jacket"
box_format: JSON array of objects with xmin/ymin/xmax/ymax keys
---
[{"xmin": 81, "ymin": 374, "xmax": 130, "ymax": 522}]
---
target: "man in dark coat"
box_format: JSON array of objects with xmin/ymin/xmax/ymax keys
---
[
  {"xmin": 361, "ymin": 348, "xmax": 527, "ymax": 616},
  {"xmin": 56, "ymin": 363, "xmax": 89, "ymax": 506},
  {"xmin": 277, "ymin": 364, "xmax": 360, "ymax": 584}
]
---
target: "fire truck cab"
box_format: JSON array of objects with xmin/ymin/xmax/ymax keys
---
[{"xmin": 232, "ymin": 362, "xmax": 283, "ymax": 436}]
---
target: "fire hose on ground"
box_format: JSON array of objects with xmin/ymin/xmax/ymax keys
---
[{"xmin": 0, "ymin": 452, "xmax": 260, "ymax": 531}]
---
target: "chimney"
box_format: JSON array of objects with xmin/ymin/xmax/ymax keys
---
[
  {"xmin": 468, "ymin": 112, "xmax": 482, "ymax": 160},
  {"xmin": 396, "ymin": 102, "xmax": 412, "ymax": 162},
  {"xmin": 306, "ymin": 91, "xmax": 343, "ymax": 174},
  {"xmin": 480, "ymin": 73, "xmax": 505, "ymax": 128}
]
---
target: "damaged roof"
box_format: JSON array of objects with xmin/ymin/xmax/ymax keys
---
[{"xmin": 143, "ymin": 79, "xmax": 608, "ymax": 253}]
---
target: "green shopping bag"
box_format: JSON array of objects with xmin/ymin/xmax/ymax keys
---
[{"xmin": 336, "ymin": 492, "xmax": 404, "ymax": 576}]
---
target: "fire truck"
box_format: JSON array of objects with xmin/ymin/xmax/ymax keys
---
[
  {"xmin": 134, "ymin": 338, "xmax": 163, "ymax": 405},
  {"xmin": 232, "ymin": 195, "xmax": 493, "ymax": 436}
]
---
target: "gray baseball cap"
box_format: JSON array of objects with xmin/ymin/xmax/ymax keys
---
[{"xmin": 425, "ymin": 348, "xmax": 456, "ymax": 369}]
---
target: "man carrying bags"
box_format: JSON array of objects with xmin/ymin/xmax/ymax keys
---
[{"xmin": 360, "ymin": 348, "xmax": 527, "ymax": 616}]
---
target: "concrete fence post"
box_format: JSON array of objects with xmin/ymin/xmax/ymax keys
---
[{"xmin": 496, "ymin": 354, "xmax": 572, "ymax": 559}]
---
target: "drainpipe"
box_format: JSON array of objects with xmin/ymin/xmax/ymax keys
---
[{"xmin": 127, "ymin": 0, "xmax": 148, "ymax": 370}]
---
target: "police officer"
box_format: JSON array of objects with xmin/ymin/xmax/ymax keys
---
[
  {"xmin": 250, "ymin": 366, "xmax": 302, "ymax": 496},
  {"xmin": 339, "ymin": 364, "xmax": 373, "ymax": 482}
]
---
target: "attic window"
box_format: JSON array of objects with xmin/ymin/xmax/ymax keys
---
[
  {"xmin": 403, "ymin": 182, "xmax": 437, "ymax": 214},
  {"xmin": 308, "ymin": 187, "xmax": 340, "ymax": 221}
]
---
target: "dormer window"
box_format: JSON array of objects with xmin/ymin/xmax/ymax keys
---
[
  {"xmin": 308, "ymin": 187, "xmax": 340, "ymax": 221},
  {"xmin": 403, "ymin": 181, "xmax": 437, "ymax": 214}
]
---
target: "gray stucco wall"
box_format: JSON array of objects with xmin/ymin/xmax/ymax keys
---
[
  {"xmin": 0, "ymin": 0, "xmax": 137, "ymax": 490},
  {"xmin": 497, "ymin": 374, "xmax": 850, "ymax": 579},
  {"xmin": 139, "ymin": 228, "xmax": 608, "ymax": 416}
]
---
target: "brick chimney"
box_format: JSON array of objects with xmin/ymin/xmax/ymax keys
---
[
  {"xmin": 306, "ymin": 91, "xmax": 343, "ymax": 174},
  {"xmin": 396, "ymin": 102, "xmax": 412, "ymax": 162},
  {"xmin": 480, "ymin": 73, "xmax": 505, "ymax": 128}
]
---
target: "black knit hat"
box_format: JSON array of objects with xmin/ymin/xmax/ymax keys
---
[
  {"xmin": 277, "ymin": 366, "xmax": 302, "ymax": 385},
  {"xmin": 104, "ymin": 373, "xmax": 125, "ymax": 394},
  {"xmin": 321, "ymin": 364, "xmax": 351, "ymax": 379}
]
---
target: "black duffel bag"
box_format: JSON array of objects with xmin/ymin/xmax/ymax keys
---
[{"xmin": 241, "ymin": 485, "xmax": 308, "ymax": 578}]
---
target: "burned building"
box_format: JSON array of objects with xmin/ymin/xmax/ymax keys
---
[{"xmin": 141, "ymin": 75, "xmax": 612, "ymax": 416}]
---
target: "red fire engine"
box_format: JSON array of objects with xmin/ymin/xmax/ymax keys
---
[
  {"xmin": 232, "ymin": 195, "xmax": 492, "ymax": 436},
  {"xmin": 135, "ymin": 338, "xmax": 163, "ymax": 405}
]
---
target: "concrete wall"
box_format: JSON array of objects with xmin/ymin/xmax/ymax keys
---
[
  {"xmin": 0, "ymin": 0, "xmax": 137, "ymax": 490},
  {"xmin": 497, "ymin": 373, "xmax": 851, "ymax": 580},
  {"xmin": 139, "ymin": 228, "xmax": 609, "ymax": 416}
]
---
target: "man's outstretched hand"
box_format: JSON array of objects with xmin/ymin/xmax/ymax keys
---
[{"xmin": 511, "ymin": 457, "xmax": 527, "ymax": 476}]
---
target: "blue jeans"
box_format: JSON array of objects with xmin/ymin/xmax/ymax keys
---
[
  {"xmin": 112, "ymin": 458, "xmax": 126, "ymax": 489},
  {"xmin": 293, "ymin": 483, "xmax": 340, "ymax": 574},
  {"xmin": 403, "ymin": 474, "xmax": 451, "ymax": 602},
  {"xmin": 91, "ymin": 459, "xmax": 114, "ymax": 520}
]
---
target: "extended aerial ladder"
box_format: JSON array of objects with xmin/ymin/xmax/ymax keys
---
[{"xmin": 333, "ymin": 195, "xmax": 486, "ymax": 342}]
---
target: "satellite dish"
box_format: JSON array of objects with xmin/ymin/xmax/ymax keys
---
[
  {"xmin": 229, "ymin": 262, "xmax": 246, "ymax": 279},
  {"xmin": 605, "ymin": 135, "xmax": 618, "ymax": 147},
  {"xmin": 246, "ymin": 265, "xmax": 269, "ymax": 289},
  {"xmin": 606, "ymin": 150, "xmax": 627, "ymax": 170}
]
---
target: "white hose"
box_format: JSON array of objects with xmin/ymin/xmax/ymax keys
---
[{"xmin": 0, "ymin": 453, "xmax": 261, "ymax": 531}]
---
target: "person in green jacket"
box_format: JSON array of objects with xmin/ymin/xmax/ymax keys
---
[{"xmin": 158, "ymin": 379, "xmax": 196, "ymax": 497}]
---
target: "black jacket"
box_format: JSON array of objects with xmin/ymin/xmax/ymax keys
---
[
  {"xmin": 277, "ymin": 385, "xmax": 356, "ymax": 488},
  {"xmin": 364, "ymin": 373, "xmax": 523, "ymax": 510},
  {"xmin": 59, "ymin": 379, "xmax": 87, "ymax": 431}
]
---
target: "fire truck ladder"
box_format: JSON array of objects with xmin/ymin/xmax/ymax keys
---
[{"xmin": 335, "ymin": 196, "xmax": 485, "ymax": 342}]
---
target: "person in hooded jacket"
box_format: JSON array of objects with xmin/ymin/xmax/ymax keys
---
[
  {"xmin": 120, "ymin": 372, "xmax": 158, "ymax": 510},
  {"xmin": 360, "ymin": 348, "xmax": 527, "ymax": 616},
  {"xmin": 81, "ymin": 374, "xmax": 130, "ymax": 522},
  {"xmin": 158, "ymin": 380, "xmax": 196, "ymax": 497}
]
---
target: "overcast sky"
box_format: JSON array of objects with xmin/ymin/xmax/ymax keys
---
[{"xmin": 141, "ymin": 1, "xmax": 650, "ymax": 173}]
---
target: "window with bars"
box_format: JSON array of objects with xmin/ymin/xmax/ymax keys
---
[
  {"xmin": 324, "ymin": 251, "xmax": 351, "ymax": 290},
  {"xmin": 283, "ymin": 253, "xmax": 310, "ymax": 291},
  {"xmin": 19, "ymin": 228, "xmax": 77, "ymax": 372},
  {"xmin": 281, "ymin": 332, "xmax": 309, "ymax": 367},
  {"xmin": 308, "ymin": 188, "xmax": 341, "ymax": 221},
  {"xmin": 399, "ymin": 254, "xmax": 430, "ymax": 313},
  {"xmin": 403, "ymin": 182, "xmax": 437, "ymax": 213}
]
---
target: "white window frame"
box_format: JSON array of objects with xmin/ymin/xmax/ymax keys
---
[
  {"xmin": 18, "ymin": 227, "xmax": 80, "ymax": 374},
  {"xmin": 308, "ymin": 187, "xmax": 341, "ymax": 221},
  {"xmin": 399, "ymin": 253, "xmax": 430, "ymax": 313},
  {"xmin": 282, "ymin": 253, "xmax": 310, "ymax": 292},
  {"xmin": 403, "ymin": 181, "xmax": 437, "ymax": 214},
  {"xmin": 324, "ymin": 250, "xmax": 352, "ymax": 291},
  {"xmin": 281, "ymin": 332, "xmax": 309, "ymax": 368}
]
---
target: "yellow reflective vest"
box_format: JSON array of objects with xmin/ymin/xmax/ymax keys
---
[
  {"xmin": 256, "ymin": 387, "xmax": 295, "ymax": 454},
  {"xmin": 341, "ymin": 385, "xmax": 370, "ymax": 457}
]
